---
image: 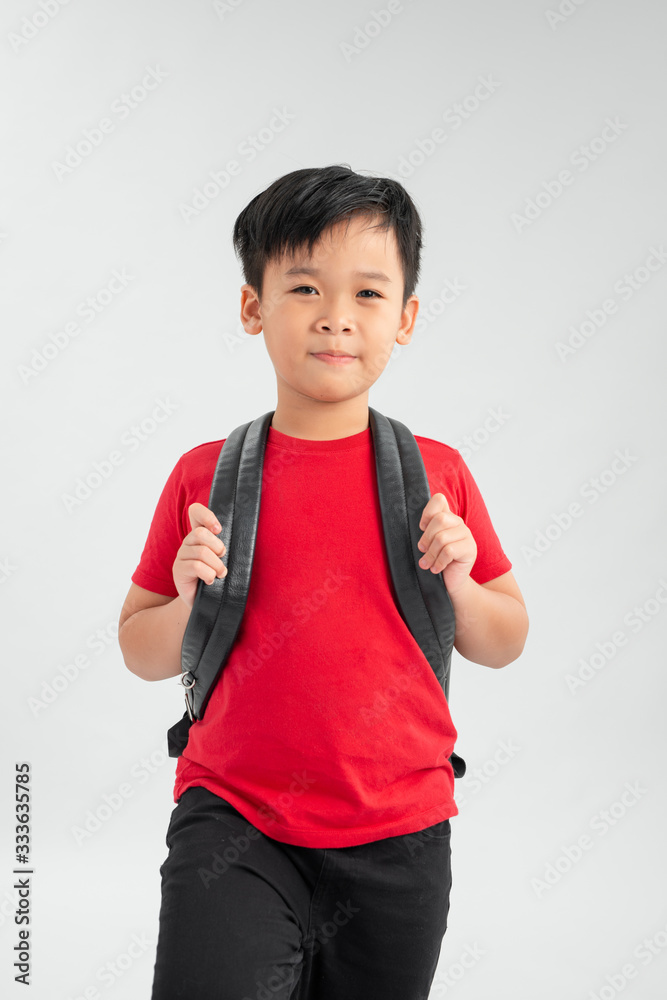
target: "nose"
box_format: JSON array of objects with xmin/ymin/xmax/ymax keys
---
[
  {"xmin": 315, "ymin": 309, "xmax": 353, "ymax": 334},
  {"xmin": 317, "ymin": 320, "xmax": 353, "ymax": 333},
  {"xmin": 314, "ymin": 291, "xmax": 356, "ymax": 335}
]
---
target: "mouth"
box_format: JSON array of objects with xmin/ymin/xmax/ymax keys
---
[
  {"xmin": 311, "ymin": 351, "xmax": 356, "ymax": 357},
  {"xmin": 311, "ymin": 352, "xmax": 357, "ymax": 365}
]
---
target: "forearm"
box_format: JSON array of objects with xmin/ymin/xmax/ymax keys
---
[
  {"xmin": 449, "ymin": 576, "xmax": 528, "ymax": 668},
  {"xmin": 119, "ymin": 597, "xmax": 190, "ymax": 681}
]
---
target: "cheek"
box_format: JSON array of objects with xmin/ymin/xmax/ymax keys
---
[
  {"xmin": 267, "ymin": 336, "xmax": 305, "ymax": 379},
  {"xmin": 362, "ymin": 342, "xmax": 396, "ymax": 376}
]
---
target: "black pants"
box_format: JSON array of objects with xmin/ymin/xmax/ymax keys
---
[{"xmin": 150, "ymin": 785, "xmax": 452, "ymax": 1000}]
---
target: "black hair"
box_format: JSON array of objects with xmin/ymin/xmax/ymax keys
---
[{"xmin": 231, "ymin": 163, "xmax": 423, "ymax": 309}]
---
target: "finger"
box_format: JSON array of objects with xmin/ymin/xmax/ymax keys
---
[
  {"xmin": 419, "ymin": 526, "xmax": 465, "ymax": 569},
  {"xmin": 418, "ymin": 492, "xmax": 450, "ymax": 531},
  {"xmin": 188, "ymin": 502, "xmax": 222, "ymax": 535},
  {"xmin": 420, "ymin": 544, "xmax": 454, "ymax": 573},
  {"xmin": 418, "ymin": 508, "xmax": 456, "ymax": 552},
  {"xmin": 188, "ymin": 523, "xmax": 226, "ymax": 556},
  {"xmin": 183, "ymin": 545, "xmax": 227, "ymax": 581}
]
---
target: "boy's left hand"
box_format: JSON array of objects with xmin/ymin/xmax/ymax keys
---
[{"xmin": 418, "ymin": 493, "xmax": 477, "ymax": 595}]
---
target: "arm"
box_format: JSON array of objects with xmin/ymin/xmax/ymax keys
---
[
  {"xmin": 449, "ymin": 571, "xmax": 528, "ymax": 669},
  {"xmin": 119, "ymin": 502, "xmax": 227, "ymax": 681},
  {"xmin": 118, "ymin": 583, "xmax": 191, "ymax": 681},
  {"xmin": 418, "ymin": 493, "xmax": 528, "ymax": 669}
]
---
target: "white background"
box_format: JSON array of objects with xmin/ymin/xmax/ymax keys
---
[{"xmin": 2, "ymin": 0, "xmax": 666, "ymax": 997}]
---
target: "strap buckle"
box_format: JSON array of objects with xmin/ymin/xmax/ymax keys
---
[{"xmin": 180, "ymin": 670, "xmax": 196, "ymax": 721}]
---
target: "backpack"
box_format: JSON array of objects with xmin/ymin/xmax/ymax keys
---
[{"xmin": 166, "ymin": 408, "xmax": 466, "ymax": 779}]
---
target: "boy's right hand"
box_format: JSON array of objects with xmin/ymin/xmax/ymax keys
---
[{"xmin": 173, "ymin": 503, "xmax": 227, "ymax": 610}]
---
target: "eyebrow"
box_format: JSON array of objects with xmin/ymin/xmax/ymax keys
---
[{"xmin": 283, "ymin": 265, "xmax": 392, "ymax": 283}]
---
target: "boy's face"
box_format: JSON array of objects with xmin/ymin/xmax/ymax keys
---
[{"xmin": 239, "ymin": 213, "xmax": 419, "ymax": 412}]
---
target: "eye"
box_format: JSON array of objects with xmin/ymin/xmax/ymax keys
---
[{"xmin": 291, "ymin": 286, "xmax": 382, "ymax": 298}]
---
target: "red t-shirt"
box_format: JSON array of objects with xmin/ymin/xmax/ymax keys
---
[{"xmin": 131, "ymin": 422, "xmax": 512, "ymax": 847}]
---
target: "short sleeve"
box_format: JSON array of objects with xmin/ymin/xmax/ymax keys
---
[
  {"xmin": 451, "ymin": 453, "xmax": 512, "ymax": 584},
  {"xmin": 131, "ymin": 456, "xmax": 188, "ymax": 597},
  {"xmin": 419, "ymin": 437, "xmax": 512, "ymax": 585}
]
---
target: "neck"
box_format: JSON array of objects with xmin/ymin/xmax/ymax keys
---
[{"xmin": 270, "ymin": 398, "xmax": 370, "ymax": 440}]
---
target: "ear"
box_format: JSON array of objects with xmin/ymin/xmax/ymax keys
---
[
  {"xmin": 240, "ymin": 284, "xmax": 262, "ymax": 335},
  {"xmin": 396, "ymin": 295, "xmax": 419, "ymax": 346}
]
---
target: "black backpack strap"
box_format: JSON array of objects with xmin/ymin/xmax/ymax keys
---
[
  {"xmin": 168, "ymin": 407, "xmax": 466, "ymax": 777},
  {"xmin": 166, "ymin": 411, "xmax": 273, "ymax": 756},
  {"xmin": 369, "ymin": 407, "xmax": 466, "ymax": 778}
]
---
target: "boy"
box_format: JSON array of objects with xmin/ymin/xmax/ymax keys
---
[{"xmin": 119, "ymin": 164, "xmax": 528, "ymax": 1000}]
